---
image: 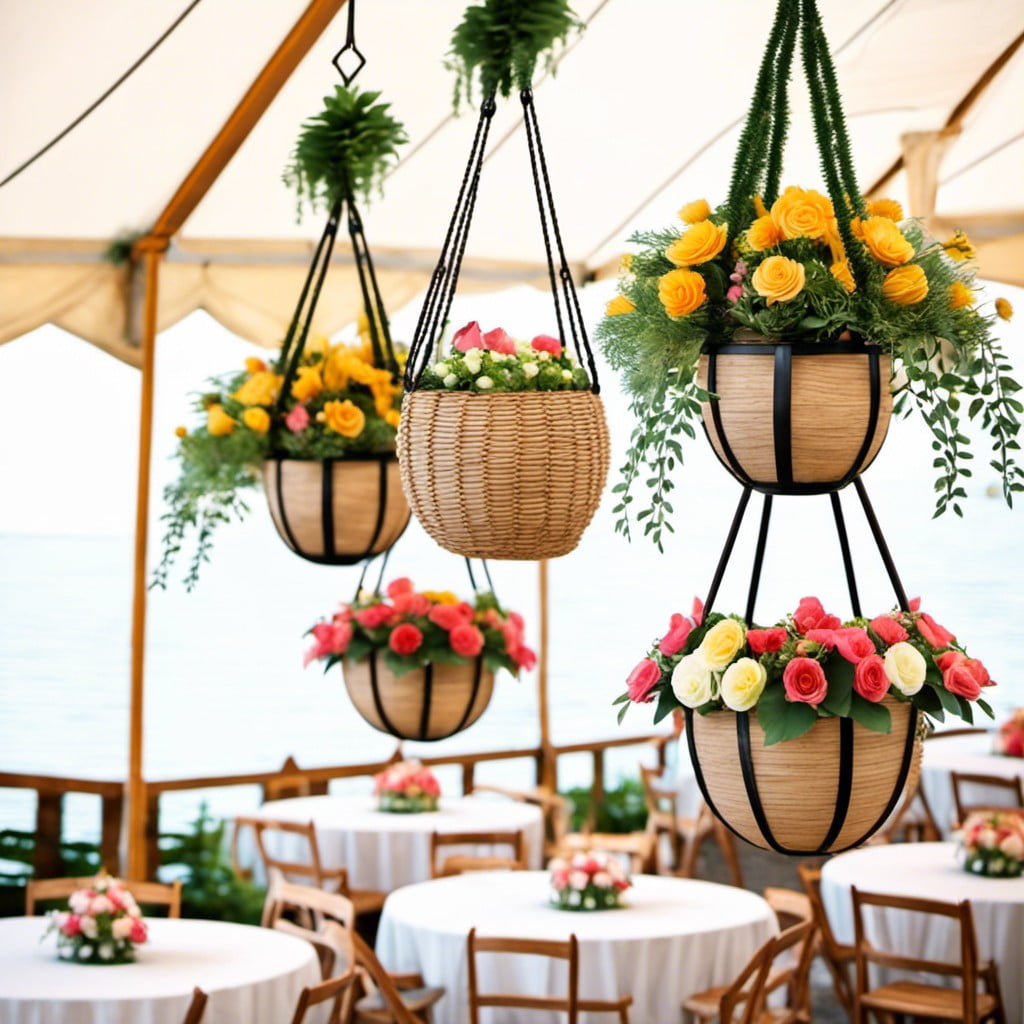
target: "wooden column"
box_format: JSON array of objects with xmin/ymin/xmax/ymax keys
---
[{"xmin": 537, "ymin": 559, "xmax": 556, "ymax": 791}]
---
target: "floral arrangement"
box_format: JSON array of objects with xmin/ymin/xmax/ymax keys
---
[
  {"xmin": 154, "ymin": 322, "xmax": 403, "ymax": 589},
  {"xmin": 616, "ymin": 595, "xmax": 995, "ymax": 746},
  {"xmin": 374, "ymin": 759, "xmax": 441, "ymax": 813},
  {"xmin": 598, "ymin": 188, "xmax": 1022, "ymax": 545},
  {"xmin": 548, "ymin": 850, "xmax": 631, "ymax": 911},
  {"xmin": 995, "ymin": 709, "xmax": 1024, "ymax": 758},
  {"xmin": 417, "ymin": 321, "xmax": 591, "ymax": 393},
  {"xmin": 43, "ymin": 875, "xmax": 148, "ymax": 964},
  {"xmin": 305, "ymin": 576, "xmax": 536, "ymax": 677},
  {"xmin": 957, "ymin": 810, "xmax": 1024, "ymax": 878}
]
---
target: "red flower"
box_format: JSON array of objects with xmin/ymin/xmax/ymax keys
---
[
  {"xmin": 62, "ymin": 914, "xmax": 82, "ymax": 937},
  {"xmin": 916, "ymin": 612, "xmax": 956, "ymax": 649},
  {"xmin": 392, "ymin": 592, "xmax": 431, "ymax": 618},
  {"xmin": 514, "ymin": 644, "xmax": 538, "ymax": 672},
  {"xmin": 783, "ymin": 657, "xmax": 828, "ymax": 706},
  {"xmin": 804, "ymin": 629, "xmax": 837, "ymax": 651},
  {"xmin": 691, "ymin": 596, "xmax": 705, "ymax": 626},
  {"xmin": 453, "ymin": 321, "xmax": 484, "ymax": 351},
  {"xmin": 658, "ymin": 613, "xmax": 694, "ymax": 657},
  {"xmin": 355, "ymin": 604, "xmax": 394, "ymax": 629},
  {"xmin": 389, "ymin": 623, "xmax": 423, "ymax": 656},
  {"xmin": 483, "ymin": 327, "xmax": 516, "ymax": 354},
  {"xmin": 943, "ymin": 659, "xmax": 981, "ymax": 700},
  {"xmin": 386, "ymin": 577, "xmax": 415, "ymax": 600},
  {"xmin": 746, "ymin": 627, "xmax": 788, "ymax": 654},
  {"xmin": 450, "ymin": 623, "xmax": 484, "ymax": 658},
  {"xmin": 793, "ymin": 597, "xmax": 841, "ymax": 635},
  {"xmin": 627, "ymin": 658, "xmax": 662, "ymax": 703},
  {"xmin": 853, "ymin": 654, "xmax": 889, "ymax": 703},
  {"xmin": 531, "ymin": 334, "xmax": 563, "ymax": 356},
  {"xmin": 129, "ymin": 919, "xmax": 148, "ymax": 944},
  {"xmin": 428, "ymin": 605, "xmax": 466, "ymax": 631},
  {"xmin": 869, "ymin": 615, "xmax": 908, "ymax": 645},
  {"xmin": 835, "ymin": 627, "xmax": 876, "ymax": 665}
]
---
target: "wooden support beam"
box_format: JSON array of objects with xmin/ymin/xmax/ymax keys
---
[
  {"xmin": 34, "ymin": 793, "xmax": 64, "ymax": 878},
  {"xmin": 537, "ymin": 560, "xmax": 556, "ymax": 791},
  {"xmin": 100, "ymin": 793, "xmax": 123, "ymax": 874}
]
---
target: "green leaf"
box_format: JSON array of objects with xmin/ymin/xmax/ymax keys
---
[
  {"xmin": 912, "ymin": 685, "xmax": 944, "ymax": 721},
  {"xmin": 616, "ymin": 702, "xmax": 630, "ymax": 726},
  {"xmin": 821, "ymin": 656, "xmax": 854, "ymax": 717},
  {"xmin": 932, "ymin": 681, "xmax": 961, "ymax": 716},
  {"xmin": 976, "ymin": 697, "xmax": 994, "ymax": 719},
  {"xmin": 652, "ymin": 687, "xmax": 682, "ymax": 725},
  {"xmin": 848, "ymin": 694, "xmax": 892, "ymax": 734},
  {"xmin": 757, "ymin": 684, "xmax": 817, "ymax": 746},
  {"xmin": 612, "ymin": 692, "xmax": 630, "ymax": 706}
]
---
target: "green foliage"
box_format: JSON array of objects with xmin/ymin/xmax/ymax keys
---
[
  {"xmin": 418, "ymin": 342, "xmax": 590, "ymax": 393},
  {"xmin": 283, "ymin": 86, "xmax": 407, "ymax": 214},
  {"xmin": 446, "ymin": 0, "xmax": 581, "ymax": 106},
  {"xmin": 561, "ymin": 777, "xmax": 647, "ymax": 834}
]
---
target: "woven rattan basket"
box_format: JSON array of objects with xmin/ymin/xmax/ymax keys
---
[
  {"xmin": 398, "ymin": 390, "xmax": 610, "ymax": 560},
  {"xmin": 697, "ymin": 340, "xmax": 892, "ymax": 494},
  {"xmin": 343, "ymin": 655, "xmax": 495, "ymax": 741},
  {"xmin": 685, "ymin": 697, "xmax": 921, "ymax": 854},
  {"xmin": 262, "ymin": 454, "xmax": 409, "ymax": 565}
]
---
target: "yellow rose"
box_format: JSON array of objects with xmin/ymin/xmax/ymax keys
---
[
  {"xmin": 850, "ymin": 216, "xmax": 865, "ymax": 241},
  {"xmin": 658, "ymin": 268, "xmax": 707, "ymax": 318},
  {"xmin": 232, "ymin": 371, "xmax": 282, "ymax": 407},
  {"xmin": 679, "ymin": 198, "xmax": 711, "ymax": 224},
  {"xmin": 943, "ymin": 230, "xmax": 975, "ymax": 262},
  {"xmin": 174, "ymin": 425, "xmax": 187, "ymax": 439},
  {"xmin": 321, "ymin": 399, "xmax": 365, "ymax": 438},
  {"xmin": 882, "ymin": 264, "xmax": 929, "ymax": 305},
  {"xmin": 949, "ymin": 281, "xmax": 974, "ymax": 309},
  {"xmin": 291, "ymin": 365, "xmax": 324, "ymax": 403},
  {"xmin": 751, "ymin": 255, "xmax": 806, "ymax": 305},
  {"xmin": 244, "ymin": 356, "xmax": 268, "ymax": 375},
  {"xmin": 422, "ymin": 590, "xmax": 459, "ymax": 605},
  {"xmin": 606, "ymin": 295, "xmax": 636, "ymax": 316},
  {"xmin": 752, "ymin": 194, "xmax": 768, "ymax": 219},
  {"xmin": 665, "ymin": 220, "xmax": 728, "ymax": 267},
  {"xmin": 861, "ymin": 217, "xmax": 915, "ymax": 266},
  {"xmin": 883, "ymin": 641, "xmax": 926, "ymax": 696},
  {"xmin": 720, "ymin": 657, "xmax": 767, "ymax": 712},
  {"xmin": 384, "ymin": 409, "xmax": 401, "ymax": 429},
  {"xmin": 206, "ymin": 403, "xmax": 235, "ymax": 437},
  {"xmin": 374, "ymin": 387, "xmax": 398, "ymax": 417},
  {"xmin": 996, "ymin": 297, "xmax": 1014, "ymax": 321},
  {"xmin": 830, "ymin": 260, "xmax": 856, "ymax": 293},
  {"xmin": 322, "ymin": 352, "xmax": 352, "ymax": 392},
  {"xmin": 770, "ymin": 186, "xmax": 834, "ymax": 240},
  {"xmin": 242, "ymin": 407, "xmax": 270, "ymax": 434},
  {"xmin": 747, "ymin": 215, "xmax": 783, "ymax": 252},
  {"xmin": 866, "ymin": 198, "xmax": 904, "ymax": 222},
  {"xmin": 699, "ymin": 618, "xmax": 747, "ymax": 671}
]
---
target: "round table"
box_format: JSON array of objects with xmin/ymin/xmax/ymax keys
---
[
  {"xmin": 921, "ymin": 732, "xmax": 1024, "ymax": 836},
  {"xmin": 249, "ymin": 795, "xmax": 545, "ymax": 891},
  {"xmin": 0, "ymin": 916, "xmax": 320, "ymax": 1024},
  {"xmin": 821, "ymin": 842, "xmax": 1024, "ymax": 1023},
  {"xmin": 376, "ymin": 871, "xmax": 777, "ymax": 1024}
]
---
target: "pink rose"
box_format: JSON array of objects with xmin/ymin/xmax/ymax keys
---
[
  {"xmin": 943, "ymin": 660, "xmax": 981, "ymax": 700},
  {"xmin": 835, "ymin": 627, "xmax": 876, "ymax": 665},
  {"xmin": 909, "ymin": 597, "xmax": 921, "ymax": 611},
  {"xmin": 726, "ymin": 284, "xmax": 743, "ymax": 303},
  {"xmin": 355, "ymin": 604, "xmax": 394, "ymax": 629},
  {"xmin": 793, "ymin": 597, "xmax": 841, "ymax": 635},
  {"xmin": 691, "ymin": 596, "xmax": 705, "ymax": 626},
  {"xmin": 869, "ymin": 615, "xmax": 908, "ymax": 645},
  {"xmin": 804, "ymin": 629, "xmax": 837, "ymax": 651},
  {"xmin": 450, "ymin": 623, "xmax": 484, "ymax": 658},
  {"xmin": 530, "ymin": 334, "xmax": 562, "ymax": 356},
  {"xmin": 853, "ymin": 654, "xmax": 889, "ymax": 702},
  {"xmin": 967, "ymin": 659, "xmax": 993, "ymax": 687},
  {"xmin": 783, "ymin": 657, "xmax": 828, "ymax": 706},
  {"xmin": 428, "ymin": 605, "xmax": 466, "ymax": 631},
  {"xmin": 746, "ymin": 628, "xmax": 788, "ymax": 654},
  {"xmin": 61, "ymin": 914, "xmax": 82, "ymax": 937},
  {"xmin": 386, "ymin": 578, "xmax": 415, "ymax": 600},
  {"xmin": 285, "ymin": 403, "xmax": 310, "ymax": 433},
  {"xmin": 513, "ymin": 644, "xmax": 537, "ymax": 672},
  {"xmin": 389, "ymin": 623, "xmax": 423, "ymax": 657},
  {"xmin": 483, "ymin": 327, "xmax": 516, "ymax": 354},
  {"xmin": 453, "ymin": 321, "xmax": 485, "ymax": 351},
  {"xmin": 627, "ymin": 658, "xmax": 662, "ymax": 704},
  {"xmin": 129, "ymin": 919, "xmax": 148, "ymax": 945},
  {"xmin": 917, "ymin": 613, "xmax": 955, "ymax": 649},
  {"xmin": 392, "ymin": 592, "xmax": 431, "ymax": 618},
  {"xmin": 658, "ymin": 613, "xmax": 694, "ymax": 657}
]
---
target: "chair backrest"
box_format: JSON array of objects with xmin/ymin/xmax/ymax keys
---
[
  {"xmin": 429, "ymin": 830, "xmax": 527, "ymax": 878},
  {"xmin": 851, "ymin": 887, "xmax": 983, "ymax": 1020},
  {"xmin": 352, "ymin": 931, "xmax": 426, "ymax": 1024},
  {"xmin": 471, "ymin": 785, "xmax": 569, "ymax": 854},
  {"xmin": 265, "ymin": 871, "xmax": 356, "ymax": 939},
  {"xmin": 25, "ymin": 877, "xmax": 182, "ymax": 918},
  {"xmin": 763, "ymin": 919, "xmax": 817, "ymax": 1023},
  {"xmin": 639, "ymin": 764, "xmax": 676, "ymax": 818},
  {"xmin": 181, "ymin": 987, "xmax": 208, "ymax": 1024},
  {"xmin": 951, "ymin": 772, "xmax": 1024, "ymax": 824},
  {"xmin": 467, "ymin": 927, "xmax": 579, "ymax": 1024},
  {"xmin": 715, "ymin": 933, "xmax": 776, "ymax": 1024},
  {"xmin": 763, "ymin": 887, "xmax": 812, "ymax": 930},
  {"xmin": 559, "ymin": 831, "xmax": 656, "ymax": 875},
  {"xmin": 239, "ymin": 816, "xmax": 348, "ymax": 898},
  {"xmin": 288, "ymin": 924, "xmax": 358, "ymax": 1024}
]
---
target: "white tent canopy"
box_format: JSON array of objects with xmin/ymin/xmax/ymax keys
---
[{"xmin": 2, "ymin": 0, "xmax": 1022, "ymax": 365}]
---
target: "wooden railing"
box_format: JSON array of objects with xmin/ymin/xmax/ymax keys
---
[{"xmin": 1, "ymin": 732, "xmax": 671, "ymax": 878}]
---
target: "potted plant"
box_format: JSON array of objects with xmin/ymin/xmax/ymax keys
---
[
  {"xmin": 597, "ymin": 0, "xmax": 1022, "ymax": 548},
  {"xmin": 43, "ymin": 875, "xmax": 148, "ymax": 964},
  {"xmin": 957, "ymin": 811, "xmax": 1024, "ymax": 878},
  {"xmin": 374, "ymin": 759, "xmax": 442, "ymax": 813},
  {"xmin": 154, "ymin": 87, "xmax": 409, "ymax": 588},
  {"xmin": 305, "ymin": 576, "xmax": 536, "ymax": 741},
  {"xmin": 617, "ymin": 596, "xmax": 995, "ymax": 854},
  {"xmin": 548, "ymin": 850, "xmax": 631, "ymax": 911}
]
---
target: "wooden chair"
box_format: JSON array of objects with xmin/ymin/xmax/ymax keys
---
[
  {"xmin": 265, "ymin": 874, "xmax": 356, "ymax": 978},
  {"xmin": 239, "ymin": 816, "xmax": 386, "ymax": 923},
  {"xmin": 467, "ymin": 928, "xmax": 631, "ymax": 1023},
  {"xmin": 951, "ymin": 772, "xmax": 1024, "ymax": 825},
  {"xmin": 351, "ymin": 931, "xmax": 445, "ymax": 1024},
  {"xmin": 429, "ymin": 830, "xmax": 527, "ymax": 878},
  {"xmin": 181, "ymin": 987, "xmax": 208, "ymax": 1024},
  {"xmin": 286, "ymin": 922, "xmax": 359, "ymax": 1024},
  {"xmin": 763, "ymin": 890, "xmax": 816, "ymax": 1023},
  {"xmin": 558, "ymin": 831, "xmax": 658, "ymax": 875},
  {"xmin": 850, "ymin": 887, "xmax": 1005, "ymax": 1023},
  {"xmin": 471, "ymin": 784, "xmax": 569, "ymax": 858},
  {"xmin": 25, "ymin": 877, "xmax": 182, "ymax": 918},
  {"xmin": 797, "ymin": 864, "xmax": 856, "ymax": 1017}
]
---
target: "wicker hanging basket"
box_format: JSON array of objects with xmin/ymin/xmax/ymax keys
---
[
  {"xmin": 262, "ymin": 453, "xmax": 410, "ymax": 565},
  {"xmin": 343, "ymin": 654, "xmax": 495, "ymax": 741},
  {"xmin": 398, "ymin": 390, "xmax": 610, "ymax": 560},
  {"xmin": 684, "ymin": 698, "xmax": 921, "ymax": 854},
  {"xmin": 697, "ymin": 338, "xmax": 892, "ymax": 495}
]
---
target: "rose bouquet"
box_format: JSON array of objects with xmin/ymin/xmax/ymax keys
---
[
  {"xmin": 995, "ymin": 709, "xmax": 1024, "ymax": 758},
  {"xmin": 43, "ymin": 875, "xmax": 148, "ymax": 964},
  {"xmin": 616, "ymin": 596, "xmax": 995, "ymax": 746},
  {"xmin": 548, "ymin": 851, "xmax": 631, "ymax": 911},
  {"xmin": 374, "ymin": 759, "xmax": 442, "ymax": 813},
  {"xmin": 957, "ymin": 811, "xmax": 1024, "ymax": 878},
  {"xmin": 416, "ymin": 321, "xmax": 591, "ymax": 393}
]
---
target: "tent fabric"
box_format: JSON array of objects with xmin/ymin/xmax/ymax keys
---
[{"xmin": 1, "ymin": 0, "xmax": 1022, "ymax": 363}]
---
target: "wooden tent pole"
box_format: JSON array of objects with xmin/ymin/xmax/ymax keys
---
[{"xmin": 537, "ymin": 559, "xmax": 555, "ymax": 791}]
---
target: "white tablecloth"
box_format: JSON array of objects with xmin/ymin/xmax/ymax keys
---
[
  {"xmin": 0, "ymin": 916, "xmax": 320, "ymax": 1024},
  {"xmin": 248, "ymin": 795, "xmax": 544, "ymax": 891},
  {"xmin": 921, "ymin": 732, "xmax": 1024, "ymax": 836},
  {"xmin": 821, "ymin": 842, "xmax": 1024, "ymax": 1023},
  {"xmin": 376, "ymin": 871, "xmax": 777, "ymax": 1024}
]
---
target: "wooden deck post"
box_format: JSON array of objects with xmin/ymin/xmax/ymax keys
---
[{"xmin": 537, "ymin": 560, "xmax": 556, "ymax": 791}]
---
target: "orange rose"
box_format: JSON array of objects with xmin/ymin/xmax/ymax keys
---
[
  {"xmin": 882, "ymin": 264, "xmax": 929, "ymax": 305},
  {"xmin": 665, "ymin": 220, "xmax": 727, "ymax": 267},
  {"xmin": 242, "ymin": 407, "xmax": 270, "ymax": 434},
  {"xmin": 866, "ymin": 198, "xmax": 904, "ymax": 222},
  {"xmin": 751, "ymin": 255, "xmax": 806, "ymax": 305},
  {"xmin": 244, "ymin": 356, "xmax": 268, "ymax": 375},
  {"xmin": 678, "ymin": 199, "xmax": 711, "ymax": 224},
  {"xmin": 206, "ymin": 403, "xmax": 235, "ymax": 437},
  {"xmin": 320, "ymin": 399, "xmax": 365, "ymax": 438},
  {"xmin": 747, "ymin": 215, "xmax": 783, "ymax": 252},
  {"xmin": 606, "ymin": 295, "xmax": 635, "ymax": 315},
  {"xmin": 232, "ymin": 370, "xmax": 282, "ymax": 407},
  {"xmin": 291, "ymin": 365, "xmax": 324, "ymax": 403},
  {"xmin": 658, "ymin": 269, "xmax": 707, "ymax": 318},
  {"xmin": 831, "ymin": 261, "xmax": 856, "ymax": 293},
  {"xmin": 949, "ymin": 281, "xmax": 974, "ymax": 309},
  {"xmin": 861, "ymin": 217, "xmax": 915, "ymax": 266},
  {"xmin": 770, "ymin": 186, "xmax": 834, "ymax": 240}
]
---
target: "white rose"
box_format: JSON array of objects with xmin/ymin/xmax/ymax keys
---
[
  {"xmin": 883, "ymin": 641, "xmax": 926, "ymax": 696},
  {"xmin": 547, "ymin": 857, "xmax": 567, "ymax": 872},
  {"xmin": 112, "ymin": 917, "xmax": 135, "ymax": 940},
  {"xmin": 569, "ymin": 870, "xmax": 589, "ymax": 891},
  {"xmin": 561, "ymin": 369, "xmax": 573, "ymax": 381},
  {"xmin": 490, "ymin": 351, "xmax": 508, "ymax": 362},
  {"xmin": 980, "ymin": 827, "xmax": 998, "ymax": 850},
  {"xmin": 568, "ymin": 891, "xmax": 581, "ymax": 906},
  {"xmin": 671, "ymin": 651, "xmax": 714, "ymax": 708},
  {"xmin": 443, "ymin": 373, "xmax": 458, "ymax": 388},
  {"xmin": 463, "ymin": 351, "xmax": 482, "ymax": 373},
  {"xmin": 80, "ymin": 916, "xmax": 98, "ymax": 939},
  {"xmin": 476, "ymin": 376, "xmax": 494, "ymax": 390},
  {"xmin": 592, "ymin": 871, "xmax": 612, "ymax": 888},
  {"xmin": 69, "ymin": 892, "xmax": 91, "ymax": 915},
  {"xmin": 999, "ymin": 833, "xmax": 1024, "ymax": 860},
  {"xmin": 720, "ymin": 657, "xmax": 767, "ymax": 712},
  {"xmin": 98, "ymin": 943, "xmax": 113, "ymax": 961},
  {"xmin": 523, "ymin": 362, "xmax": 539, "ymax": 379},
  {"xmin": 90, "ymin": 896, "xmax": 112, "ymax": 916},
  {"xmin": 78, "ymin": 945, "xmax": 93, "ymax": 960},
  {"xmin": 537, "ymin": 351, "xmax": 551, "ymax": 362},
  {"xmin": 434, "ymin": 362, "xmax": 450, "ymax": 377}
]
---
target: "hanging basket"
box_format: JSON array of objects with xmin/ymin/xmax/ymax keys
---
[
  {"xmin": 262, "ymin": 453, "xmax": 409, "ymax": 565},
  {"xmin": 398, "ymin": 390, "xmax": 609, "ymax": 560},
  {"xmin": 342, "ymin": 654, "xmax": 494, "ymax": 741},
  {"xmin": 697, "ymin": 338, "xmax": 892, "ymax": 495},
  {"xmin": 685, "ymin": 698, "xmax": 921, "ymax": 855}
]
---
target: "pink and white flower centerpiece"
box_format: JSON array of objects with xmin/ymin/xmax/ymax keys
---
[
  {"xmin": 548, "ymin": 851, "xmax": 631, "ymax": 911},
  {"xmin": 995, "ymin": 709, "xmax": 1024, "ymax": 758},
  {"xmin": 374, "ymin": 759, "xmax": 442, "ymax": 813},
  {"xmin": 43, "ymin": 874, "xmax": 148, "ymax": 964},
  {"xmin": 957, "ymin": 811, "xmax": 1024, "ymax": 878}
]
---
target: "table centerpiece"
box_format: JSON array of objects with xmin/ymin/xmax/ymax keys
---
[
  {"xmin": 548, "ymin": 851, "xmax": 631, "ymax": 911},
  {"xmin": 43, "ymin": 875, "xmax": 148, "ymax": 964},
  {"xmin": 957, "ymin": 811, "xmax": 1024, "ymax": 878},
  {"xmin": 374, "ymin": 759, "xmax": 441, "ymax": 813}
]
